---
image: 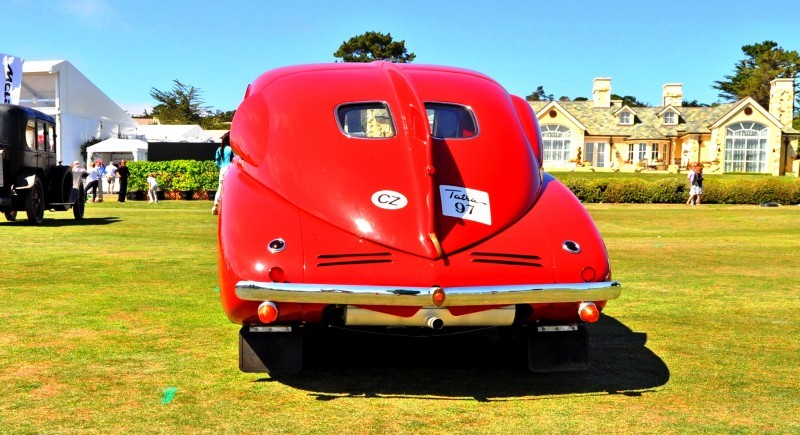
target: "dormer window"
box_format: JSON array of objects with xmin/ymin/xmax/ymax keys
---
[
  {"xmin": 658, "ymin": 105, "xmax": 681, "ymax": 126},
  {"xmin": 619, "ymin": 111, "xmax": 632, "ymax": 125}
]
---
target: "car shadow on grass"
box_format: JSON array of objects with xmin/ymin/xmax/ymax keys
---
[
  {"xmin": 0, "ymin": 216, "xmax": 122, "ymax": 227},
  {"xmin": 265, "ymin": 316, "xmax": 669, "ymax": 400},
  {"xmin": 48, "ymin": 217, "xmax": 122, "ymax": 227}
]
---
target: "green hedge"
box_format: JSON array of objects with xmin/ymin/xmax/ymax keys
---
[
  {"xmin": 123, "ymin": 162, "xmax": 800, "ymax": 204},
  {"xmin": 127, "ymin": 160, "xmax": 218, "ymax": 192},
  {"xmin": 558, "ymin": 175, "xmax": 800, "ymax": 204}
]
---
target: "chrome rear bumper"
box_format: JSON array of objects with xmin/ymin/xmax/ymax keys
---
[{"xmin": 235, "ymin": 280, "xmax": 621, "ymax": 307}]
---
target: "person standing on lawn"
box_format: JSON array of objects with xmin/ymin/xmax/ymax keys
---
[
  {"xmin": 84, "ymin": 162, "xmax": 101, "ymax": 203},
  {"xmin": 686, "ymin": 163, "xmax": 697, "ymax": 205},
  {"xmin": 147, "ymin": 173, "xmax": 159, "ymax": 204},
  {"xmin": 212, "ymin": 132, "xmax": 233, "ymax": 215},
  {"xmin": 116, "ymin": 159, "xmax": 130, "ymax": 202},
  {"xmin": 689, "ymin": 164, "xmax": 704, "ymax": 205},
  {"xmin": 105, "ymin": 161, "xmax": 118, "ymax": 194},
  {"xmin": 95, "ymin": 159, "xmax": 105, "ymax": 202}
]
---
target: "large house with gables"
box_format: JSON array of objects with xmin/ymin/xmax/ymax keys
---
[{"xmin": 528, "ymin": 77, "xmax": 799, "ymax": 175}]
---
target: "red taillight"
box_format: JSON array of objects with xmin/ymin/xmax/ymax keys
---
[
  {"xmin": 268, "ymin": 267, "xmax": 286, "ymax": 282},
  {"xmin": 257, "ymin": 301, "xmax": 279, "ymax": 324},
  {"xmin": 578, "ymin": 302, "xmax": 600, "ymax": 323},
  {"xmin": 432, "ymin": 287, "xmax": 446, "ymax": 307}
]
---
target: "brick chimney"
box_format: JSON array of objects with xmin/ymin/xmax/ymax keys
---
[
  {"xmin": 662, "ymin": 83, "xmax": 683, "ymax": 107},
  {"xmin": 593, "ymin": 77, "xmax": 611, "ymax": 108},
  {"xmin": 769, "ymin": 78, "xmax": 795, "ymax": 127}
]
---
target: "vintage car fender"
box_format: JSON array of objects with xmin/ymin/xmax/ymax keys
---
[{"xmin": 12, "ymin": 167, "xmax": 40, "ymax": 190}]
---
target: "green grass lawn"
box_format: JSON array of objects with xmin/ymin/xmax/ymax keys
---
[{"xmin": 1, "ymin": 200, "xmax": 798, "ymax": 433}]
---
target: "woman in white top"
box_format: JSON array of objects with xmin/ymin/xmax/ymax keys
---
[{"xmin": 85, "ymin": 162, "xmax": 101, "ymax": 202}]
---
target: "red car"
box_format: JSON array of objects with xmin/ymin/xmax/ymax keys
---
[{"xmin": 218, "ymin": 62, "xmax": 620, "ymax": 373}]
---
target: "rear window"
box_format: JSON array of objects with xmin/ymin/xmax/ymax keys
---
[
  {"xmin": 337, "ymin": 103, "xmax": 395, "ymax": 138},
  {"xmin": 426, "ymin": 103, "xmax": 477, "ymax": 139}
]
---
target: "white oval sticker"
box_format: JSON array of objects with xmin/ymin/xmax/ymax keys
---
[{"xmin": 371, "ymin": 190, "xmax": 408, "ymax": 210}]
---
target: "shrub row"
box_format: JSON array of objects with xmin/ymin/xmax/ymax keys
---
[
  {"xmin": 559, "ymin": 176, "xmax": 800, "ymax": 204},
  {"xmin": 123, "ymin": 161, "xmax": 800, "ymax": 205},
  {"xmin": 127, "ymin": 160, "xmax": 218, "ymax": 192}
]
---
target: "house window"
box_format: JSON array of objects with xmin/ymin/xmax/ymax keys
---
[
  {"xmin": 585, "ymin": 142, "xmax": 607, "ymax": 168},
  {"xmin": 664, "ymin": 111, "xmax": 677, "ymax": 125},
  {"xmin": 628, "ymin": 143, "xmax": 648, "ymax": 163},
  {"xmin": 650, "ymin": 143, "xmax": 660, "ymax": 161},
  {"xmin": 725, "ymin": 122, "xmax": 768, "ymax": 173},
  {"xmin": 637, "ymin": 143, "xmax": 648, "ymax": 162},
  {"xmin": 540, "ymin": 124, "xmax": 572, "ymax": 168},
  {"xmin": 619, "ymin": 112, "xmax": 632, "ymax": 125}
]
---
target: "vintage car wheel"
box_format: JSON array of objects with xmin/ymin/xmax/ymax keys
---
[
  {"xmin": 25, "ymin": 177, "xmax": 45, "ymax": 225},
  {"xmin": 73, "ymin": 184, "xmax": 85, "ymax": 220},
  {"xmin": 3, "ymin": 210, "xmax": 17, "ymax": 221}
]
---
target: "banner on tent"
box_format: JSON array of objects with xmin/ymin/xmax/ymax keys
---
[{"xmin": 2, "ymin": 53, "xmax": 24, "ymax": 105}]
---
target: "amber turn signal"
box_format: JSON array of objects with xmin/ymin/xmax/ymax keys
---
[
  {"xmin": 257, "ymin": 301, "xmax": 279, "ymax": 324},
  {"xmin": 578, "ymin": 302, "xmax": 600, "ymax": 323}
]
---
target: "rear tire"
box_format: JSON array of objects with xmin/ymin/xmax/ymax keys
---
[
  {"xmin": 239, "ymin": 326, "xmax": 304, "ymax": 374},
  {"xmin": 25, "ymin": 177, "xmax": 45, "ymax": 225},
  {"xmin": 3, "ymin": 210, "xmax": 17, "ymax": 221},
  {"xmin": 73, "ymin": 184, "xmax": 85, "ymax": 220}
]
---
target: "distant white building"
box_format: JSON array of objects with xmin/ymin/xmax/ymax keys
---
[
  {"xmin": 135, "ymin": 124, "xmax": 227, "ymax": 142},
  {"xmin": 20, "ymin": 60, "xmax": 136, "ymax": 164}
]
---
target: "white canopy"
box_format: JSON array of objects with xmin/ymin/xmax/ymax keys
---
[
  {"xmin": 22, "ymin": 60, "xmax": 137, "ymax": 164},
  {"xmin": 86, "ymin": 138, "xmax": 148, "ymax": 162}
]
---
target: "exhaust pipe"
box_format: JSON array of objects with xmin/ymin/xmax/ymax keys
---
[{"xmin": 426, "ymin": 316, "xmax": 444, "ymax": 330}]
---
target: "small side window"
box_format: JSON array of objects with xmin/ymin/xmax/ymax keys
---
[
  {"xmin": 425, "ymin": 103, "xmax": 477, "ymax": 139},
  {"xmin": 26, "ymin": 120, "xmax": 36, "ymax": 150},
  {"xmin": 47, "ymin": 124, "xmax": 56, "ymax": 152},
  {"xmin": 337, "ymin": 103, "xmax": 395, "ymax": 138},
  {"xmin": 37, "ymin": 122, "xmax": 47, "ymax": 150}
]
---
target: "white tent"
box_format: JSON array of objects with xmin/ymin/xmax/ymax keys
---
[
  {"xmin": 21, "ymin": 60, "xmax": 137, "ymax": 164},
  {"xmin": 136, "ymin": 124, "xmax": 203, "ymax": 141},
  {"xmin": 86, "ymin": 138, "xmax": 148, "ymax": 163}
]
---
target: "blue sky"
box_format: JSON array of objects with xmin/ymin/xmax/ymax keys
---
[{"xmin": 3, "ymin": 0, "xmax": 798, "ymax": 115}]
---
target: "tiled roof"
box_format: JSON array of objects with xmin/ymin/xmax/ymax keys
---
[{"xmin": 531, "ymin": 100, "xmax": 737, "ymax": 140}]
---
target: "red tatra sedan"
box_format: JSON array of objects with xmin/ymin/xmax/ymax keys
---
[{"xmin": 218, "ymin": 62, "xmax": 621, "ymax": 373}]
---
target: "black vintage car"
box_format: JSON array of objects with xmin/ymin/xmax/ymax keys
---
[{"xmin": 0, "ymin": 104, "xmax": 85, "ymax": 224}]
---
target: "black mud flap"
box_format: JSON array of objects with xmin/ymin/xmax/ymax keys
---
[
  {"xmin": 239, "ymin": 326, "xmax": 303, "ymax": 374},
  {"xmin": 527, "ymin": 324, "xmax": 589, "ymax": 372}
]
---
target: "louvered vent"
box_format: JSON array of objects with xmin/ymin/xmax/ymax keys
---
[
  {"xmin": 469, "ymin": 252, "xmax": 543, "ymax": 267},
  {"xmin": 316, "ymin": 252, "xmax": 393, "ymax": 267}
]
